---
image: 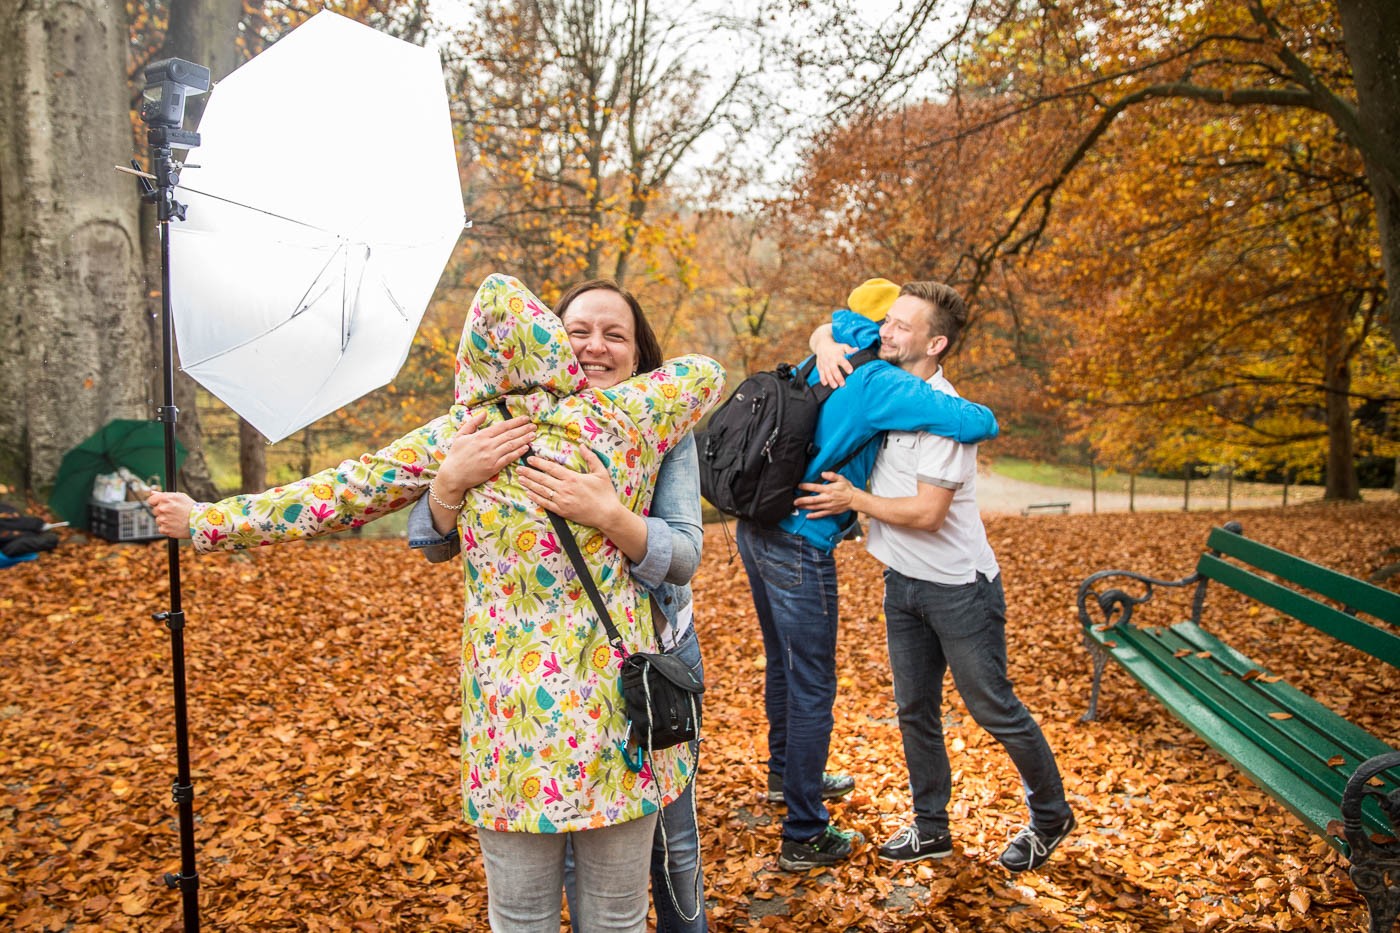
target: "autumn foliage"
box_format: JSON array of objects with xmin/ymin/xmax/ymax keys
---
[{"xmin": 2, "ymin": 501, "xmax": 1395, "ymax": 930}]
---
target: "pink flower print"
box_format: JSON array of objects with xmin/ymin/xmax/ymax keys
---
[
  {"xmin": 308, "ymin": 503, "xmax": 336, "ymax": 522},
  {"xmin": 205, "ymin": 527, "xmax": 225, "ymax": 546},
  {"xmin": 462, "ymin": 527, "xmax": 478, "ymax": 550},
  {"xmin": 544, "ymin": 779, "xmax": 563, "ymax": 804},
  {"xmin": 567, "ymin": 735, "xmax": 578, "ymax": 749},
  {"xmin": 542, "ymin": 654, "xmax": 562, "ymax": 677},
  {"xmin": 582, "ymin": 417, "xmax": 601, "ymax": 441},
  {"xmin": 469, "ymin": 766, "xmax": 483, "ymax": 790},
  {"xmin": 540, "ymin": 533, "xmax": 560, "ymax": 558}
]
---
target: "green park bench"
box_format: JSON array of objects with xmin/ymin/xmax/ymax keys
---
[{"xmin": 1076, "ymin": 522, "xmax": 1400, "ymax": 932}]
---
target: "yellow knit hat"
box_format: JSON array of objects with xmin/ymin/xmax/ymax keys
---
[{"xmin": 847, "ymin": 277, "xmax": 899, "ymax": 322}]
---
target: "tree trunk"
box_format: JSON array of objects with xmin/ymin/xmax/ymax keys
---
[
  {"xmin": 0, "ymin": 0, "xmax": 152, "ymax": 499},
  {"xmin": 238, "ymin": 418, "xmax": 267, "ymax": 494},
  {"xmin": 1337, "ymin": 0, "xmax": 1400, "ymax": 348},
  {"xmin": 1321, "ymin": 302, "xmax": 1361, "ymax": 501}
]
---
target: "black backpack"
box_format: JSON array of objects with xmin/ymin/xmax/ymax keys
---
[{"xmin": 697, "ymin": 349, "xmax": 876, "ymax": 526}]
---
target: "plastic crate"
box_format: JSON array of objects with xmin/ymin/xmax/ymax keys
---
[{"xmin": 89, "ymin": 499, "xmax": 162, "ymax": 542}]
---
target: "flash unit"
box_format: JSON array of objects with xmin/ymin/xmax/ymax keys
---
[{"xmin": 141, "ymin": 58, "xmax": 211, "ymax": 150}]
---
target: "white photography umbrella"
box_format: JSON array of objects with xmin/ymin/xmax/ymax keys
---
[{"xmin": 170, "ymin": 11, "xmax": 465, "ymax": 443}]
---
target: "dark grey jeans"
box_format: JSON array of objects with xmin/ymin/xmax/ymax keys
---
[{"xmin": 882, "ymin": 568, "xmax": 1071, "ymax": 836}]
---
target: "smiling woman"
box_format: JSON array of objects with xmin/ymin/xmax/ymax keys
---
[{"xmin": 556, "ymin": 279, "xmax": 663, "ymax": 388}]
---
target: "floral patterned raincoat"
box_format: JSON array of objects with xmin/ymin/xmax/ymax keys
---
[{"xmin": 187, "ymin": 273, "xmax": 726, "ymax": 833}]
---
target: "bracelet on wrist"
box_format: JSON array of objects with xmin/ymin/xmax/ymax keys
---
[{"xmin": 428, "ymin": 480, "xmax": 465, "ymax": 512}]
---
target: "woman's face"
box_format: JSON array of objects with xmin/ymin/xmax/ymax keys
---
[{"xmin": 560, "ymin": 290, "xmax": 638, "ymax": 390}]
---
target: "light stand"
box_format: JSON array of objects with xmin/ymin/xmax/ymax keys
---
[{"xmin": 137, "ymin": 56, "xmax": 210, "ymax": 933}]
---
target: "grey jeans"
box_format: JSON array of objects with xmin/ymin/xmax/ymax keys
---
[
  {"xmin": 883, "ymin": 568, "xmax": 1071, "ymax": 836},
  {"xmin": 478, "ymin": 811, "xmax": 658, "ymax": 932}
]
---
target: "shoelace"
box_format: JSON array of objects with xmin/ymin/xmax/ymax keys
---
[
  {"xmin": 891, "ymin": 826, "xmax": 922, "ymax": 850},
  {"xmin": 1014, "ymin": 826, "xmax": 1050, "ymax": 860}
]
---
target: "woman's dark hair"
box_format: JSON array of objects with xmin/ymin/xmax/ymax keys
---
[{"xmin": 553, "ymin": 279, "xmax": 664, "ymax": 374}]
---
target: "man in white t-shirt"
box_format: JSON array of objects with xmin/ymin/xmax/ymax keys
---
[{"xmin": 796, "ymin": 281, "xmax": 1075, "ymax": 874}]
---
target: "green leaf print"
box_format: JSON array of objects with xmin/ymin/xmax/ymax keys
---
[
  {"xmin": 534, "ymin": 565, "xmax": 556, "ymax": 588},
  {"xmin": 282, "ymin": 503, "xmax": 303, "ymax": 524},
  {"xmin": 534, "ymin": 686, "xmax": 554, "ymax": 710}
]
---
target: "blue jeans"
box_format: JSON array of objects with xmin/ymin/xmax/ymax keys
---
[
  {"xmin": 737, "ymin": 521, "xmax": 839, "ymax": 841},
  {"xmin": 568, "ymin": 625, "xmax": 708, "ymax": 932},
  {"xmin": 883, "ymin": 568, "xmax": 1071, "ymax": 836}
]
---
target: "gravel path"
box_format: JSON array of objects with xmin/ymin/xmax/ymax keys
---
[{"xmin": 974, "ymin": 469, "xmax": 1323, "ymax": 516}]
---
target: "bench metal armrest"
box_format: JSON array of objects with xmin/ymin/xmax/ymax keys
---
[
  {"xmin": 1341, "ymin": 750, "xmax": 1400, "ymax": 932},
  {"xmin": 1076, "ymin": 568, "xmax": 1203, "ymax": 631}
]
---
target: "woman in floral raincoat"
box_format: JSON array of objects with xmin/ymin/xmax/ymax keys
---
[{"xmin": 150, "ymin": 273, "xmax": 725, "ymax": 931}]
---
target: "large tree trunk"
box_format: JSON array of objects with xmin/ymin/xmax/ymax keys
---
[
  {"xmin": 1337, "ymin": 0, "xmax": 1400, "ymax": 348},
  {"xmin": 1321, "ymin": 302, "xmax": 1361, "ymax": 501},
  {"xmin": 0, "ymin": 0, "xmax": 152, "ymax": 500}
]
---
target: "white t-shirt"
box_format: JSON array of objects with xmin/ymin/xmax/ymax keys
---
[{"xmin": 866, "ymin": 369, "xmax": 999, "ymax": 585}]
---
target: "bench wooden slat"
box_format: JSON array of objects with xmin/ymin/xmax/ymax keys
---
[
  {"xmin": 1095, "ymin": 622, "xmax": 1397, "ymax": 845},
  {"xmin": 1162, "ymin": 622, "xmax": 1397, "ymax": 771},
  {"xmin": 1197, "ymin": 553, "xmax": 1400, "ymax": 669},
  {"xmin": 1206, "ymin": 526, "xmax": 1400, "ymax": 627},
  {"xmin": 1121, "ymin": 628, "xmax": 1356, "ymax": 804},
  {"xmin": 1095, "ymin": 627, "xmax": 1361, "ymax": 845},
  {"xmin": 1148, "ymin": 623, "xmax": 1400, "ymax": 837}
]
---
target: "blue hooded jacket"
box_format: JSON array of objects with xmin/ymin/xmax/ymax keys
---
[{"xmin": 774, "ymin": 310, "xmax": 998, "ymax": 550}]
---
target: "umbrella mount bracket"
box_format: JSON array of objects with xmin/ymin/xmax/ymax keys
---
[
  {"xmin": 154, "ymin": 609, "xmax": 186, "ymax": 632},
  {"xmin": 156, "ymin": 404, "xmax": 180, "ymax": 425}
]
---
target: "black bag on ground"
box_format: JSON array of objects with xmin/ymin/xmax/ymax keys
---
[
  {"xmin": 697, "ymin": 349, "xmax": 876, "ymax": 526},
  {"xmin": 619, "ymin": 650, "xmax": 704, "ymax": 752},
  {"xmin": 0, "ymin": 502, "xmax": 58, "ymax": 557}
]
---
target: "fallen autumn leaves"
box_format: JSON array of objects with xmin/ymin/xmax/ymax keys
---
[{"xmin": 2, "ymin": 501, "xmax": 1396, "ymax": 931}]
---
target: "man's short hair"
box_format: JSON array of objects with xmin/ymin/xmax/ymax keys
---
[{"xmin": 900, "ymin": 281, "xmax": 967, "ymax": 360}]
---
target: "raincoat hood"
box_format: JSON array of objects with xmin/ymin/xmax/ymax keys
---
[{"xmin": 454, "ymin": 273, "xmax": 587, "ymax": 407}]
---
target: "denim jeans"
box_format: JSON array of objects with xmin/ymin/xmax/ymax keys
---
[
  {"xmin": 737, "ymin": 521, "xmax": 839, "ymax": 841},
  {"xmin": 480, "ymin": 811, "xmax": 658, "ymax": 933},
  {"xmin": 568, "ymin": 625, "xmax": 708, "ymax": 932},
  {"xmin": 883, "ymin": 568, "xmax": 1071, "ymax": 836}
]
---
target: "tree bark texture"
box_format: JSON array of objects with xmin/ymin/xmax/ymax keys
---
[
  {"xmin": 1337, "ymin": 0, "xmax": 1400, "ymax": 347},
  {"xmin": 1322, "ymin": 300, "xmax": 1361, "ymax": 501},
  {"xmin": 238, "ymin": 418, "xmax": 267, "ymax": 494},
  {"xmin": 0, "ymin": 0, "xmax": 152, "ymax": 497}
]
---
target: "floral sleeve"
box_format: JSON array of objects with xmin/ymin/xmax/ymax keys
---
[{"xmin": 188, "ymin": 412, "xmax": 459, "ymax": 552}]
